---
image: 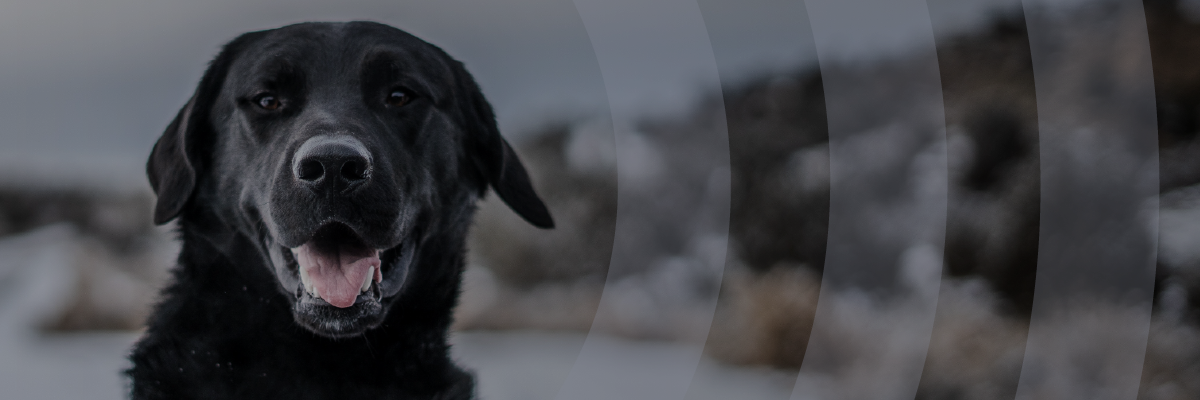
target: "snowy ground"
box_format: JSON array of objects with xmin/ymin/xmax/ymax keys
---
[
  {"xmin": 0, "ymin": 225, "xmax": 794, "ymax": 400},
  {"xmin": 0, "ymin": 225, "xmax": 139, "ymax": 400}
]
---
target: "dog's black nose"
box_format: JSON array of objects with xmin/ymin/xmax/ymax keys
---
[{"xmin": 293, "ymin": 136, "xmax": 372, "ymax": 190}]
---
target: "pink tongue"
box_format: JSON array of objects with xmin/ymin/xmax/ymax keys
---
[{"xmin": 294, "ymin": 242, "xmax": 381, "ymax": 308}]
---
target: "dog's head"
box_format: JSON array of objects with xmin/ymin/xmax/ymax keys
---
[{"xmin": 147, "ymin": 22, "xmax": 552, "ymax": 338}]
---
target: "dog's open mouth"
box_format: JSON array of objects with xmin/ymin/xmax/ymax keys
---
[
  {"xmin": 272, "ymin": 221, "xmax": 415, "ymax": 338},
  {"xmin": 289, "ymin": 223, "xmax": 383, "ymax": 308}
]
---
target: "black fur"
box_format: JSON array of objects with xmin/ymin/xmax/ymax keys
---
[{"xmin": 129, "ymin": 21, "xmax": 552, "ymax": 399}]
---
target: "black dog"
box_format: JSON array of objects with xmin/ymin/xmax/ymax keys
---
[{"xmin": 127, "ymin": 21, "xmax": 553, "ymax": 399}]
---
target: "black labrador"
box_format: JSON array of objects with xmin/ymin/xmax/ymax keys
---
[{"xmin": 127, "ymin": 21, "xmax": 553, "ymax": 399}]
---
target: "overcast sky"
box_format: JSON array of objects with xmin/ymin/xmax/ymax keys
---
[{"xmin": 0, "ymin": 0, "xmax": 1017, "ymax": 189}]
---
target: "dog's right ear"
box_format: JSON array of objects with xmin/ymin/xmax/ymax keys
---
[{"xmin": 147, "ymin": 31, "xmax": 265, "ymax": 225}]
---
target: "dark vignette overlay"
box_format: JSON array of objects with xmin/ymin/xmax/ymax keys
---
[{"xmin": 559, "ymin": 0, "xmax": 1160, "ymax": 398}]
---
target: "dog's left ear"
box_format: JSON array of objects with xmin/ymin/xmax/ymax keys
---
[
  {"xmin": 147, "ymin": 31, "xmax": 265, "ymax": 225},
  {"xmin": 453, "ymin": 62, "xmax": 555, "ymax": 229}
]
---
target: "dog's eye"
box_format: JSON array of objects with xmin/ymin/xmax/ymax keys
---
[
  {"xmin": 255, "ymin": 94, "xmax": 282, "ymax": 111},
  {"xmin": 386, "ymin": 90, "xmax": 411, "ymax": 107}
]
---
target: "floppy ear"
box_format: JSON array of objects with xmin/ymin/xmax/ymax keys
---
[
  {"xmin": 147, "ymin": 31, "xmax": 264, "ymax": 225},
  {"xmin": 453, "ymin": 62, "xmax": 555, "ymax": 229},
  {"xmin": 147, "ymin": 95, "xmax": 200, "ymax": 225}
]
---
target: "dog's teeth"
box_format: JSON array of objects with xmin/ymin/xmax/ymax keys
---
[
  {"xmin": 299, "ymin": 265, "xmax": 314, "ymax": 296},
  {"xmin": 361, "ymin": 267, "xmax": 374, "ymax": 293}
]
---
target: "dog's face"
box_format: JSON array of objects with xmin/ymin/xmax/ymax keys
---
[{"xmin": 147, "ymin": 22, "xmax": 552, "ymax": 338}]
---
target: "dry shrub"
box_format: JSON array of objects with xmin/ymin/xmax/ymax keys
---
[
  {"xmin": 41, "ymin": 229, "xmax": 175, "ymax": 331},
  {"xmin": 917, "ymin": 280, "xmax": 1026, "ymax": 400},
  {"xmin": 706, "ymin": 264, "xmax": 820, "ymax": 369}
]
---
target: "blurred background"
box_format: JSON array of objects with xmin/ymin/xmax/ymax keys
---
[{"xmin": 1, "ymin": 0, "xmax": 1199, "ymax": 399}]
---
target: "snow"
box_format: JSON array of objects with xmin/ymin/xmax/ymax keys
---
[{"xmin": 0, "ymin": 225, "xmax": 139, "ymax": 400}]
